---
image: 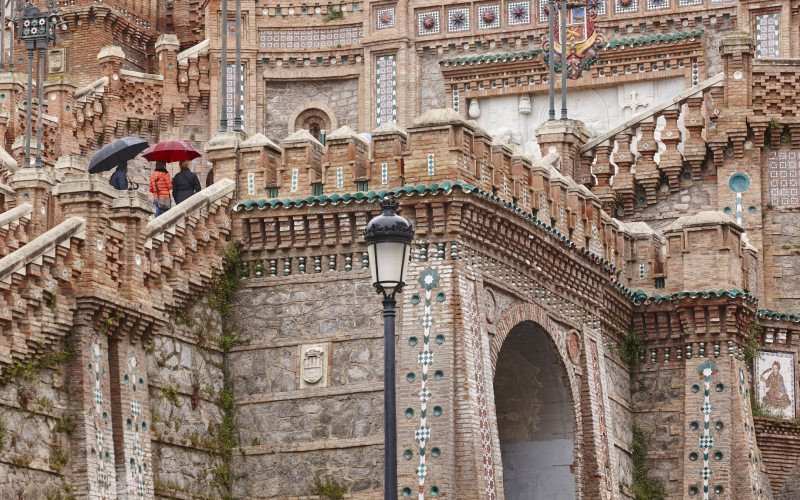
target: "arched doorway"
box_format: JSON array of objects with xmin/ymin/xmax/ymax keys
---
[{"xmin": 493, "ymin": 321, "xmax": 576, "ymax": 500}]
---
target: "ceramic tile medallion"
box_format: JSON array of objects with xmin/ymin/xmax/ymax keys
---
[
  {"xmin": 376, "ymin": 7, "xmax": 396, "ymax": 29},
  {"xmin": 646, "ymin": 0, "xmax": 669, "ymax": 9},
  {"xmin": 755, "ymin": 13, "xmax": 779, "ymax": 59},
  {"xmin": 418, "ymin": 11, "xmax": 441, "ymax": 35},
  {"xmin": 477, "ymin": 5, "xmax": 500, "ymax": 29},
  {"xmin": 507, "ymin": 1, "xmax": 530, "ymax": 25},
  {"xmin": 447, "ymin": 7, "xmax": 470, "ymax": 32},
  {"xmin": 755, "ymin": 350, "xmax": 796, "ymax": 419},
  {"xmin": 766, "ymin": 151, "xmax": 800, "ymax": 206},
  {"xmin": 258, "ymin": 27, "xmax": 363, "ymax": 49},
  {"xmin": 615, "ymin": 0, "xmax": 638, "ymax": 14}
]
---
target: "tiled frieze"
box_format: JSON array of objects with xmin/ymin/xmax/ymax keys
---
[
  {"xmin": 258, "ymin": 26, "xmax": 363, "ymax": 49},
  {"xmin": 375, "ymin": 54, "xmax": 397, "ymax": 126},
  {"xmin": 224, "ymin": 63, "xmax": 244, "ymax": 131},
  {"xmin": 766, "ymin": 151, "xmax": 800, "ymax": 206}
]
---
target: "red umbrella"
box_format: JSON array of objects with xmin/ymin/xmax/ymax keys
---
[{"xmin": 141, "ymin": 140, "xmax": 202, "ymax": 162}]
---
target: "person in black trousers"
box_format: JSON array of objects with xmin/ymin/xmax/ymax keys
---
[{"xmin": 172, "ymin": 160, "xmax": 202, "ymax": 204}]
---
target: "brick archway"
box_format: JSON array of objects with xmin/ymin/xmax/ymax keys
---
[{"xmin": 491, "ymin": 302, "xmax": 584, "ymax": 499}]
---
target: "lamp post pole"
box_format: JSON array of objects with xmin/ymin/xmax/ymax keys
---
[
  {"xmin": 560, "ymin": 0, "xmax": 568, "ymax": 120},
  {"xmin": 382, "ymin": 296, "xmax": 397, "ymax": 500},
  {"xmin": 547, "ymin": 0, "xmax": 555, "ymax": 121},
  {"xmin": 219, "ymin": 0, "xmax": 228, "ymax": 132},
  {"xmin": 23, "ymin": 45, "xmax": 31, "ymax": 166},
  {"xmin": 35, "ymin": 44, "xmax": 44, "ymax": 167},
  {"xmin": 364, "ymin": 198, "xmax": 414, "ymax": 500}
]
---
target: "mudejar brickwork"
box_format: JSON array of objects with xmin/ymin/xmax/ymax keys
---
[{"xmin": 0, "ymin": 0, "xmax": 799, "ymax": 499}]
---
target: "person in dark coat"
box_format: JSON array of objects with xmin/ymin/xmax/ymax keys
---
[
  {"xmin": 172, "ymin": 160, "xmax": 202, "ymax": 204},
  {"xmin": 109, "ymin": 161, "xmax": 130, "ymax": 190}
]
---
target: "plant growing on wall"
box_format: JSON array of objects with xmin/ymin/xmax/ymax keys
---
[
  {"xmin": 208, "ymin": 241, "xmax": 247, "ymax": 499},
  {"xmin": 311, "ymin": 473, "xmax": 346, "ymax": 499},
  {"xmin": 630, "ymin": 426, "xmax": 666, "ymax": 500}
]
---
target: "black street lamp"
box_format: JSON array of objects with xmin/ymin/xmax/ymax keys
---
[
  {"xmin": 13, "ymin": 1, "xmax": 66, "ymax": 168},
  {"xmin": 363, "ymin": 198, "xmax": 415, "ymax": 500}
]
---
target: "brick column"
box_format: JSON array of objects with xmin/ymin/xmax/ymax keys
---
[
  {"xmin": 535, "ymin": 120, "xmax": 592, "ymax": 184},
  {"xmin": 9, "ymin": 166, "xmax": 57, "ymax": 237},
  {"xmin": 67, "ymin": 312, "xmax": 119, "ymax": 498},
  {"xmin": 109, "ymin": 338, "xmax": 155, "ymax": 498}
]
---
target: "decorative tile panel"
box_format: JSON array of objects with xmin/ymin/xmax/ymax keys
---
[
  {"xmin": 376, "ymin": 7, "xmax": 395, "ymax": 29},
  {"xmin": 755, "ymin": 14, "xmax": 779, "ymax": 59},
  {"xmin": 508, "ymin": 1, "xmax": 530, "ymax": 25},
  {"xmin": 290, "ymin": 168, "xmax": 299, "ymax": 192},
  {"xmin": 381, "ymin": 162, "xmax": 389, "ymax": 185},
  {"xmin": 258, "ymin": 27, "xmax": 363, "ymax": 49},
  {"xmin": 695, "ymin": 361, "xmax": 717, "ymax": 500},
  {"xmin": 336, "ymin": 166, "xmax": 344, "ymax": 188},
  {"xmin": 615, "ymin": 0, "xmax": 638, "ymax": 13},
  {"xmin": 427, "ymin": 154, "xmax": 435, "ymax": 176},
  {"xmin": 447, "ymin": 8, "xmax": 470, "ymax": 32},
  {"xmin": 538, "ymin": 0, "xmax": 547, "ymax": 22},
  {"xmin": 462, "ymin": 280, "xmax": 497, "ymax": 499},
  {"xmin": 375, "ymin": 54, "xmax": 397, "ymax": 126},
  {"xmin": 678, "ymin": 0, "xmax": 702, "ymax": 5},
  {"xmin": 478, "ymin": 5, "xmax": 500, "ymax": 29},
  {"xmin": 451, "ymin": 87, "xmax": 459, "ymax": 112},
  {"xmin": 646, "ymin": 0, "xmax": 669, "ymax": 9},
  {"xmin": 418, "ymin": 11, "xmax": 440, "ymax": 35},
  {"xmin": 247, "ymin": 172, "xmax": 255, "ymax": 195},
  {"xmin": 767, "ymin": 151, "xmax": 800, "ymax": 206},
  {"xmin": 225, "ymin": 63, "xmax": 244, "ymax": 131},
  {"xmin": 755, "ymin": 350, "xmax": 796, "ymax": 419}
]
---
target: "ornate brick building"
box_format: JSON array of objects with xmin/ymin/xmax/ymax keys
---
[{"xmin": 0, "ymin": 0, "xmax": 799, "ymax": 499}]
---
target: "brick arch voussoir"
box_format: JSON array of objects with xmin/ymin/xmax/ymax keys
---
[{"xmin": 491, "ymin": 301, "xmax": 568, "ymax": 375}]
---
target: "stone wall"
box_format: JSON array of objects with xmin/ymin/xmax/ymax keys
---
[
  {"xmin": 627, "ymin": 177, "xmax": 718, "ymax": 231},
  {"xmin": 631, "ymin": 363, "xmax": 685, "ymax": 496},
  {"xmin": 265, "ymin": 79, "xmax": 360, "ymax": 141},
  {"xmin": 418, "ymin": 54, "xmax": 448, "ymax": 115},
  {"xmin": 229, "ymin": 273, "xmax": 385, "ymax": 498},
  {"xmin": 148, "ymin": 299, "xmax": 226, "ymax": 498},
  {"xmin": 762, "ymin": 209, "xmax": 800, "ymax": 313},
  {"xmin": 0, "ymin": 342, "xmax": 76, "ymax": 498}
]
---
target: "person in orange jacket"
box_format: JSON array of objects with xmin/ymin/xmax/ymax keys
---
[{"xmin": 149, "ymin": 161, "xmax": 173, "ymax": 217}]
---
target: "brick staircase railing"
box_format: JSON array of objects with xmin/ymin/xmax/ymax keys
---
[
  {"xmin": 580, "ymin": 72, "xmax": 725, "ymax": 215},
  {"xmin": 0, "ymin": 203, "xmax": 33, "ymax": 258},
  {"xmin": 0, "ymin": 216, "xmax": 86, "ymax": 365}
]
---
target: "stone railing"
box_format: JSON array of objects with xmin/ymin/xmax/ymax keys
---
[
  {"xmin": 0, "ymin": 217, "xmax": 86, "ymax": 366},
  {"xmin": 581, "ymin": 73, "xmax": 725, "ymax": 215},
  {"xmin": 0, "ymin": 203, "xmax": 32, "ymax": 258},
  {"xmin": 143, "ymin": 179, "xmax": 235, "ymax": 308}
]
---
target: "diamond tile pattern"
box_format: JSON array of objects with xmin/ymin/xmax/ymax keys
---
[{"xmin": 258, "ymin": 27, "xmax": 363, "ymax": 49}]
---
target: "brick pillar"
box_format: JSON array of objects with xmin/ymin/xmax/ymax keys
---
[
  {"xmin": 9, "ymin": 166, "xmax": 57, "ymax": 237},
  {"xmin": 109, "ymin": 338, "xmax": 155, "ymax": 498},
  {"xmin": 535, "ymin": 120, "xmax": 592, "ymax": 184},
  {"xmin": 67, "ymin": 312, "xmax": 119, "ymax": 498},
  {"xmin": 205, "ymin": 130, "xmax": 243, "ymax": 190}
]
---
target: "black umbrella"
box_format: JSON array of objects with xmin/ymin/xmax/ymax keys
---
[{"xmin": 88, "ymin": 136, "xmax": 149, "ymax": 174}]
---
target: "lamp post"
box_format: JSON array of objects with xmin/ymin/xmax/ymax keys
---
[
  {"xmin": 14, "ymin": 1, "xmax": 66, "ymax": 167},
  {"xmin": 364, "ymin": 198, "xmax": 415, "ymax": 500}
]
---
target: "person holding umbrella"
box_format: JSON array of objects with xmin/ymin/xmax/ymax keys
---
[
  {"xmin": 149, "ymin": 161, "xmax": 173, "ymax": 217},
  {"xmin": 88, "ymin": 136, "xmax": 149, "ymax": 190},
  {"xmin": 172, "ymin": 160, "xmax": 202, "ymax": 205}
]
